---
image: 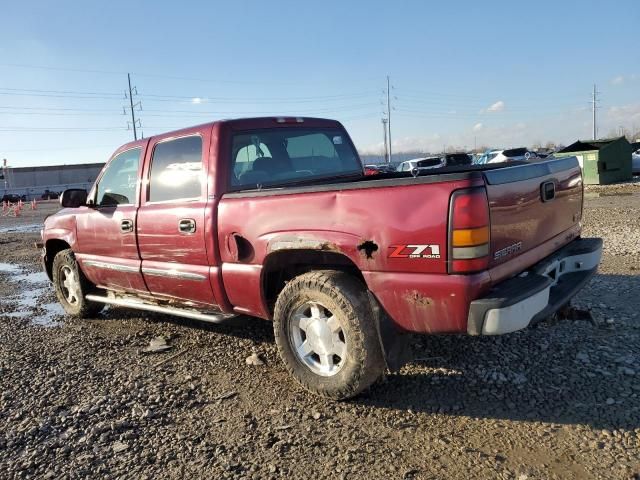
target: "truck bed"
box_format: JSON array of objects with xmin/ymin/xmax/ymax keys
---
[{"xmin": 217, "ymin": 157, "xmax": 583, "ymax": 333}]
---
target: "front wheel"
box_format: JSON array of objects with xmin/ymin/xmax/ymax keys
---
[
  {"xmin": 273, "ymin": 270, "xmax": 385, "ymax": 400},
  {"xmin": 52, "ymin": 249, "xmax": 103, "ymax": 318}
]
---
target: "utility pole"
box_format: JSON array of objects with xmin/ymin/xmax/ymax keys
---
[
  {"xmin": 2, "ymin": 158, "xmax": 8, "ymax": 194},
  {"xmin": 591, "ymin": 84, "xmax": 598, "ymax": 140},
  {"xmin": 386, "ymin": 75, "xmax": 392, "ymax": 163},
  {"xmin": 381, "ymin": 118, "xmax": 389, "ymax": 163},
  {"xmin": 125, "ymin": 73, "xmax": 142, "ymax": 141}
]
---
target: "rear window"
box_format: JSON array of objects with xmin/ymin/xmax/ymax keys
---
[
  {"xmin": 445, "ymin": 153, "xmax": 472, "ymax": 166},
  {"xmin": 230, "ymin": 128, "xmax": 361, "ymax": 189},
  {"xmin": 503, "ymin": 148, "xmax": 528, "ymax": 157},
  {"xmin": 417, "ymin": 158, "xmax": 441, "ymax": 168}
]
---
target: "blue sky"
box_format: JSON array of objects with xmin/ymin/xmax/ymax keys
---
[{"xmin": 1, "ymin": 0, "xmax": 638, "ymax": 167}]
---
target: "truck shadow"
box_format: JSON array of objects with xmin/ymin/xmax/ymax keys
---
[
  {"xmin": 102, "ymin": 272, "xmax": 639, "ymax": 431},
  {"xmin": 359, "ymin": 273, "xmax": 640, "ymax": 431}
]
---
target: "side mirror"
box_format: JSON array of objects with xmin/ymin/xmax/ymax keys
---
[{"xmin": 59, "ymin": 189, "xmax": 88, "ymax": 208}]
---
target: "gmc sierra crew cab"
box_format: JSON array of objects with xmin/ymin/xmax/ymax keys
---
[{"xmin": 40, "ymin": 117, "xmax": 602, "ymax": 399}]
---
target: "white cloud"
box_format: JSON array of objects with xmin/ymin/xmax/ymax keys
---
[
  {"xmin": 606, "ymin": 103, "xmax": 640, "ymax": 123},
  {"xmin": 611, "ymin": 74, "xmax": 640, "ymax": 86},
  {"xmin": 191, "ymin": 97, "xmax": 204, "ymax": 104},
  {"xmin": 473, "ymin": 123, "xmax": 484, "ymax": 132},
  {"xmin": 487, "ymin": 100, "xmax": 505, "ymax": 112},
  {"xmin": 611, "ymin": 75, "xmax": 625, "ymax": 86}
]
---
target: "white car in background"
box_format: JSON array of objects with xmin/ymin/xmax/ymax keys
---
[
  {"xmin": 486, "ymin": 148, "xmax": 539, "ymax": 164},
  {"xmin": 396, "ymin": 156, "xmax": 445, "ymax": 172}
]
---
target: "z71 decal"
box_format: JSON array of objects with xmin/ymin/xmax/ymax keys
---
[{"xmin": 389, "ymin": 244, "xmax": 441, "ymax": 259}]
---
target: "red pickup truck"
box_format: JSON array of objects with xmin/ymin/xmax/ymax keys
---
[{"xmin": 40, "ymin": 117, "xmax": 602, "ymax": 399}]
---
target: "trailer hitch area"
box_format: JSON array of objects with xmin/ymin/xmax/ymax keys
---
[{"xmin": 555, "ymin": 303, "xmax": 596, "ymax": 325}]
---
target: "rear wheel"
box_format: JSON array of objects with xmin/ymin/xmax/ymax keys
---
[
  {"xmin": 52, "ymin": 249, "xmax": 103, "ymax": 318},
  {"xmin": 273, "ymin": 270, "xmax": 385, "ymax": 400}
]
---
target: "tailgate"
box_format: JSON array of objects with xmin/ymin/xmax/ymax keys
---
[{"xmin": 483, "ymin": 157, "xmax": 583, "ymax": 270}]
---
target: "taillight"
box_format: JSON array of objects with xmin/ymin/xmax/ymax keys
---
[{"xmin": 448, "ymin": 188, "xmax": 490, "ymax": 273}]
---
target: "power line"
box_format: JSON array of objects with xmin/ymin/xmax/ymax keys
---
[
  {"xmin": 0, "ymin": 63, "xmax": 125, "ymax": 75},
  {"xmin": 0, "ymin": 62, "xmax": 382, "ymax": 86},
  {"xmin": 0, "ymin": 87, "xmax": 122, "ymax": 97},
  {"xmin": 0, "ymin": 105, "xmax": 121, "ymax": 113},
  {"xmin": 0, "ymin": 102, "xmax": 379, "ymax": 117},
  {"xmin": 0, "ymin": 92, "xmax": 124, "ymax": 101},
  {"xmin": 0, "ymin": 127, "xmax": 128, "ymax": 132},
  {"xmin": 0, "ymin": 86, "xmax": 378, "ymax": 104},
  {"xmin": 2, "ymin": 144, "xmax": 117, "ymax": 153},
  {"xmin": 0, "ymin": 111, "xmax": 122, "ymax": 117},
  {"xmin": 395, "ymin": 97, "xmax": 585, "ymax": 111},
  {"xmin": 139, "ymin": 91, "xmax": 379, "ymax": 103},
  {"xmin": 398, "ymin": 87, "xmax": 589, "ymax": 103}
]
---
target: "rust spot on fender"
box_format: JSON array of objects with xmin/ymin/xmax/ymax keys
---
[
  {"xmin": 357, "ymin": 240, "xmax": 379, "ymax": 259},
  {"xmin": 404, "ymin": 290, "xmax": 433, "ymax": 308},
  {"xmin": 269, "ymin": 237, "xmax": 341, "ymax": 253}
]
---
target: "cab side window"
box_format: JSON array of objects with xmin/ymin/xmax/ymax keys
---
[
  {"xmin": 96, "ymin": 148, "xmax": 141, "ymax": 206},
  {"xmin": 148, "ymin": 136, "xmax": 203, "ymax": 202}
]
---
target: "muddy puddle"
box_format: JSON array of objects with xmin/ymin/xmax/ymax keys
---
[
  {"xmin": 0, "ymin": 262, "xmax": 63, "ymax": 327},
  {"xmin": 0, "ymin": 224, "xmax": 42, "ymax": 234}
]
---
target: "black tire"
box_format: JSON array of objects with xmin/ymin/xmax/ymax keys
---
[
  {"xmin": 52, "ymin": 249, "xmax": 103, "ymax": 318},
  {"xmin": 273, "ymin": 270, "xmax": 385, "ymax": 400}
]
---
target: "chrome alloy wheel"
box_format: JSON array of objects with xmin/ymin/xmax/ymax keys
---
[
  {"xmin": 59, "ymin": 265, "xmax": 80, "ymax": 306},
  {"xmin": 289, "ymin": 301, "xmax": 347, "ymax": 377}
]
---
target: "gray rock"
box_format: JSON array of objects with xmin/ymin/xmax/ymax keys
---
[{"xmin": 112, "ymin": 441, "xmax": 129, "ymax": 453}]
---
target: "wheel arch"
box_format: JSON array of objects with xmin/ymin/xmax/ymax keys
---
[
  {"xmin": 44, "ymin": 239, "xmax": 72, "ymax": 280},
  {"xmin": 261, "ymin": 249, "xmax": 366, "ymax": 317}
]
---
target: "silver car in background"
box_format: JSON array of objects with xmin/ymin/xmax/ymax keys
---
[
  {"xmin": 396, "ymin": 156, "xmax": 445, "ymax": 172},
  {"xmin": 486, "ymin": 148, "xmax": 539, "ymax": 164}
]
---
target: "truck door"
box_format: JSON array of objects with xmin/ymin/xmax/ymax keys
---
[
  {"xmin": 75, "ymin": 145, "xmax": 148, "ymax": 293},
  {"xmin": 136, "ymin": 131, "xmax": 219, "ymax": 307}
]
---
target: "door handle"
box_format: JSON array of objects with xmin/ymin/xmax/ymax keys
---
[
  {"xmin": 121, "ymin": 219, "xmax": 134, "ymax": 233},
  {"xmin": 179, "ymin": 218, "xmax": 196, "ymax": 234},
  {"xmin": 540, "ymin": 181, "xmax": 555, "ymax": 202}
]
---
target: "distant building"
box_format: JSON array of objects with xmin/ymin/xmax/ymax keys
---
[{"xmin": 1, "ymin": 162, "xmax": 104, "ymax": 199}]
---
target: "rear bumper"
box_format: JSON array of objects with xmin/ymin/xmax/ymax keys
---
[{"xmin": 467, "ymin": 237, "xmax": 602, "ymax": 335}]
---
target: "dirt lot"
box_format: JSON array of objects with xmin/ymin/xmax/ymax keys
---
[{"xmin": 1, "ymin": 187, "xmax": 640, "ymax": 479}]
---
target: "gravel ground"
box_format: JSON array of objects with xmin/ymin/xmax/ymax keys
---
[{"xmin": 1, "ymin": 191, "xmax": 639, "ymax": 479}]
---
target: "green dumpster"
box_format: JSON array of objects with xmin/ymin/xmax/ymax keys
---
[{"xmin": 555, "ymin": 137, "xmax": 632, "ymax": 185}]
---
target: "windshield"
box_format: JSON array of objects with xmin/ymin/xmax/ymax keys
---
[{"xmin": 230, "ymin": 128, "xmax": 361, "ymax": 189}]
